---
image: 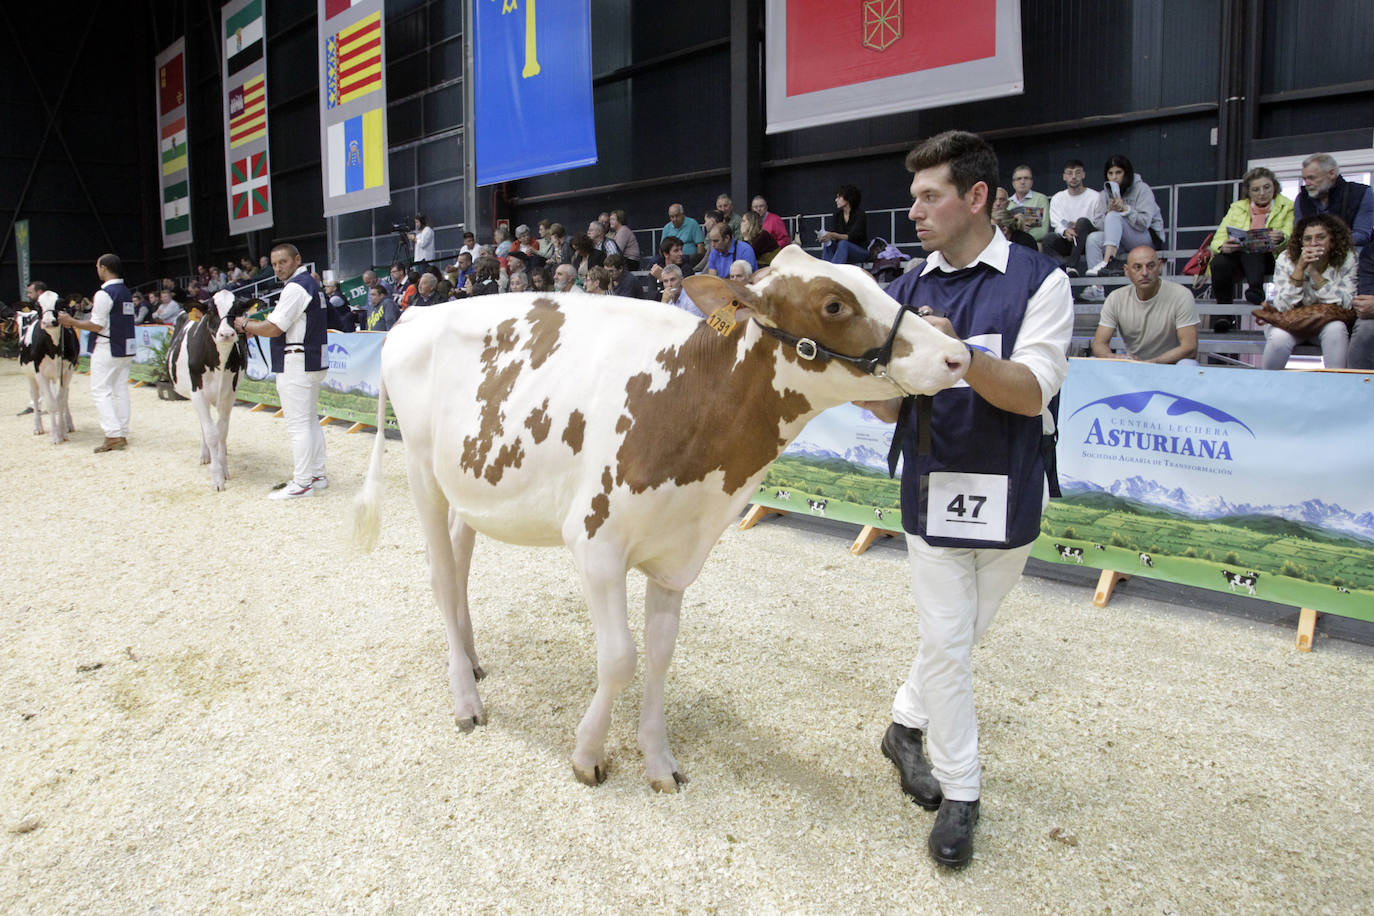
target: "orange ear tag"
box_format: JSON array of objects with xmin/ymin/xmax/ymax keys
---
[{"xmin": 706, "ymin": 300, "xmax": 740, "ymax": 336}]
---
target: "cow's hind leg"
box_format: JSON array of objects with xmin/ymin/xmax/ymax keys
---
[
  {"xmin": 29, "ymin": 376, "xmax": 43, "ymax": 436},
  {"xmin": 409, "ymin": 467, "xmax": 485, "ymax": 729},
  {"xmin": 61, "ymin": 366, "xmax": 75, "ymax": 433},
  {"xmin": 640, "ymin": 579, "xmax": 687, "ymax": 792},
  {"xmin": 570, "ymin": 550, "xmax": 636, "ymax": 786},
  {"xmin": 447, "ymin": 508, "xmax": 483, "ymax": 680}
]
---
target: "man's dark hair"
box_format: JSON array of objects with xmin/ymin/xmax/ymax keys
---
[
  {"xmin": 269, "ymin": 243, "xmax": 301, "ymax": 262},
  {"xmin": 391, "ymin": 261, "xmax": 406, "ymax": 273},
  {"xmin": 97, "ymin": 253, "xmax": 123, "ymax": 275},
  {"xmin": 462, "ymin": 231, "xmax": 475, "ymax": 241},
  {"xmin": 1063, "ymin": 158, "xmax": 1086, "ymax": 171},
  {"xmin": 605, "ymin": 253, "xmax": 626, "ymax": 270},
  {"xmin": 570, "ymin": 232, "xmax": 593, "ymax": 255},
  {"xmin": 27, "ymin": 280, "xmax": 46, "ymax": 294},
  {"xmin": 713, "ymin": 222, "xmax": 734, "ymax": 240},
  {"xmin": 1104, "ymin": 154, "xmax": 1136, "ymax": 194},
  {"xmin": 835, "ymin": 184, "xmax": 863, "ymax": 209},
  {"xmin": 549, "ymin": 222, "xmax": 566, "ymax": 238},
  {"xmin": 612, "ymin": 209, "xmax": 628, "ymax": 225},
  {"xmin": 659, "ymin": 237, "xmax": 682, "ymax": 256},
  {"xmin": 706, "ymin": 209, "xmax": 724, "ymax": 223},
  {"xmin": 905, "ymin": 130, "xmax": 999, "ymax": 203}
]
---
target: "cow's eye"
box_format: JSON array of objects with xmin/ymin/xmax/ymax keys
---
[{"xmin": 824, "ymin": 301, "xmax": 842, "ymax": 315}]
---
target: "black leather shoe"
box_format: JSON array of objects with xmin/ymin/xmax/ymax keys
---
[
  {"xmin": 928, "ymin": 798, "xmax": 979, "ymax": 868},
  {"xmin": 881, "ymin": 722, "xmax": 942, "ymax": 810}
]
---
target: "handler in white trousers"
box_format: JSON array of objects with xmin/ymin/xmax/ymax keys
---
[
  {"xmin": 60, "ymin": 254, "xmax": 136, "ymax": 452},
  {"xmin": 235, "ymin": 243, "xmax": 329, "ymax": 499}
]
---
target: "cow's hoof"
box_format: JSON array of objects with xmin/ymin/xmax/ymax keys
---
[
  {"xmin": 472, "ymin": 665, "xmax": 486, "ymax": 681},
  {"xmin": 573, "ymin": 759, "xmax": 609, "ymax": 786},
  {"xmin": 200, "ymin": 456, "xmax": 211, "ymax": 465},
  {"xmin": 649, "ymin": 771, "xmax": 688, "ymax": 793},
  {"xmin": 32, "ymin": 429, "xmax": 43, "ymax": 436},
  {"xmin": 455, "ymin": 712, "xmax": 487, "ymax": 732}
]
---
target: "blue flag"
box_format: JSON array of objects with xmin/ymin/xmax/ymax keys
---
[{"xmin": 474, "ymin": 0, "xmax": 597, "ymax": 186}]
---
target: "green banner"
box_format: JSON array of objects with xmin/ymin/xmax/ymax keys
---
[{"xmin": 16, "ymin": 219, "xmax": 30, "ymax": 300}]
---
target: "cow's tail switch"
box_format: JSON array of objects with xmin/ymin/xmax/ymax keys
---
[{"xmin": 351, "ymin": 374, "xmax": 389, "ymax": 552}]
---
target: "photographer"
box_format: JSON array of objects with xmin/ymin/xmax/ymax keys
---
[{"xmin": 407, "ymin": 213, "xmax": 434, "ymax": 265}]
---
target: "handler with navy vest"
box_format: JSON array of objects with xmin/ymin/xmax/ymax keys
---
[
  {"xmin": 59, "ymin": 253, "xmax": 136, "ymax": 452},
  {"xmin": 857, "ymin": 131, "xmax": 1073, "ymax": 869},
  {"xmin": 234, "ymin": 243, "xmax": 329, "ymax": 499}
]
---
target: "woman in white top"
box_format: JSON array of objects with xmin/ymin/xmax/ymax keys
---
[
  {"xmin": 1261, "ymin": 213, "xmax": 1357, "ymax": 369},
  {"xmin": 411, "ymin": 213, "xmax": 435, "ymax": 263}
]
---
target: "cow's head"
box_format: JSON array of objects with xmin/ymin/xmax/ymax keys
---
[
  {"xmin": 685, "ymin": 245, "xmax": 968, "ymax": 398},
  {"xmin": 209, "ymin": 290, "xmax": 261, "ymax": 342},
  {"xmin": 37, "ymin": 290, "xmax": 63, "ymax": 329}
]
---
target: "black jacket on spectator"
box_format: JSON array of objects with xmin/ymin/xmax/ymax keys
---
[
  {"xmin": 611, "ymin": 272, "xmax": 640, "ymax": 299},
  {"xmin": 833, "ymin": 207, "xmax": 868, "ymax": 249},
  {"xmin": 1295, "ymin": 176, "xmax": 1371, "ymax": 230}
]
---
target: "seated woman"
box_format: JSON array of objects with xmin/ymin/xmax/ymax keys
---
[
  {"xmin": 820, "ymin": 184, "xmax": 869, "ymax": 265},
  {"xmin": 739, "ymin": 211, "xmax": 778, "ymax": 265},
  {"xmin": 568, "ymin": 233, "xmax": 603, "ymax": 281},
  {"xmin": 1085, "ymin": 154, "xmax": 1165, "ymax": 276},
  {"xmin": 992, "ymin": 187, "xmax": 1038, "ymax": 251},
  {"xmin": 1208, "ymin": 166, "xmax": 1293, "ymax": 305},
  {"xmin": 1261, "ymin": 213, "xmax": 1357, "ymax": 370}
]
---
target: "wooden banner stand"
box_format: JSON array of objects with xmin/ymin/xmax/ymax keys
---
[{"xmin": 738, "ymin": 505, "xmax": 902, "ymax": 556}]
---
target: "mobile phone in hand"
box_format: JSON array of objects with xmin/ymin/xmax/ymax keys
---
[{"xmin": 1105, "ymin": 180, "xmax": 1121, "ymax": 199}]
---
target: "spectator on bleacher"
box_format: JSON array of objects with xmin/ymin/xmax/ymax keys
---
[
  {"xmin": 363, "ymin": 284, "xmax": 398, "ymax": 331},
  {"xmin": 1084, "ymin": 155, "xmax": 1165, "ymax": 277},
  {"xmin": 536, "ymin": 219, "xmax": 555, "ymax": 260},
  {"xmin": 361, "ymin": 269, "xmax": 379, "ymax": 292},
  {"xmin": 529, "ymin": 266, "xmax": 553, "ymax": 293},
  {"xmin": 1006, "ymin": 165, "xmax": 1051, "ymax": 246},
  {"xmin": 494, "ymin": 227, "xmax": 513, "ymax": 258},
  {"xmin": 382, "ymin": 262, "xmax": 407, "ymax": 296},
  {"xmin": 254, "ymin": 255, "xmax": 273, "ymax": 280},
  {"xmin": 1295, "ymin": 153, "xmax": 1372, "ymax": 246},
  {"xmin": 553, "ymin": 263, "xmax": 583, "ymax": 294},
  {"xmin": 513, "ymin": 224, "xmax": 537, "ymax": 257},
  {"xmin": 1261, "ymin": 214, "xmax": 1357, "ymax": 369},
  {"xmin": 728, "ymin": 260, "xmax": 753, "ymax": 283},
  {"xmin": 661, "ymin": 203, "xmax": 705, "ymax": 258},
  {"xmin": 740, "ymin": 211, "xmax": 779, "ymax": 265},
  {"xmin": 820, "ymin": 184, "xmax": 869, "ymax": 265},
  {"xmin": 225, "ymin": 261, "xmax": 243, "ymax": 284},
  {"xmin": 459, "ymin": 231, "xmax": 477, "ymax": 260},
  {"xmin": 324, "ymin": 279, "xmax": 346, "ymax": 313},
  {"xmin": 716, "ymin": 194, "xmax": 742, "ymax": 235},
  {"xmin": 239, "ymin": 256, "xmax": 255, "ymax": 279},
  {"xmin": 1208, "ymin": 166, "xmax": 1293, "ymax": 306},
  {"xmin": 447, "ymin": 251, "xmax": 471, "ymax": 290},
  {"xmin": 547, "ymin": 222, "xmax": 570, "ymax": 264},
  {"xmin": 695, "ymin": 210, "xmax": 725, "ymax": 273},
  {"xmin": 130, "ymin": 291, "xmax": 150, "ymax": 324},
  {"xmin": 508, "ymin": 271, "xmax": 530, "ymax": 293},
  {"xmin": 751, "ymin": 196, "xmax": 792, "ymax": 250},
  {"xmin": 469, "ymin": 256, "xmax": 502, "ymax": 297},
  {"xmin": 569, "ymin": 232, "xmax": 604, "ymax": 280},
  {"xmin": 152, "ymin": 288, "xmax": 184, "ymax": 324},
  {"xmin": 1091, "ymin": 246, "xmax": 1199, "ymax": 365},
  {"xmin": 992, "ymin": 187, "xmax": 1038, "ymax": 251},
  {"xmin": 585, "ymin": 266, "xmax": 612, "ymax": 295},
  {"xmin": 587, "ymin": 220, "xmax": 619, "ymax": 258},
  {"xmin": 605, "ymin": 254, "xmax": 639, "ymax": 298},
  {"xmin": 1348, "ymin": 243, "xmax": 1374, "ymax": 370},
  {"xmin": 706, "ymin": 222, "xmax": 757, "ymax": 277},
  {"xmin": 659, "ymin": 265, "xmax": 702, "ymax": 317},
  {"xmin": 608, "ymin": 210, "xmax": 640, "ymax": 269},
  {"xmin": 206, "ymin": 268, "xmax": 226, "ymax": 293},
  {"xmin": 648, "ymin": 237, "xmax": 694, "ymax": 279}
]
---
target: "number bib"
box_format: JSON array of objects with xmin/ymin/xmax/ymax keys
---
[{"xmin": 924, "ymin": 472, "xmax": 1009, "ymax": 543}]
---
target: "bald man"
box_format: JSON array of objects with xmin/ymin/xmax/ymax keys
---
[{"xmin": 1091, "ymin": 246, "xmax": 1200, "ymax": 365}]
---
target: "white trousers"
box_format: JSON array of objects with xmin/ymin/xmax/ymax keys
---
[
  {"xmin": 1261, "ymin": 321, "xmax": 1349, "ymax": 370},
  {"xmin": 89, "ymin": 348, "xmax": 132, "ymax": 437},
  {"xmin": 893, "ymin": 535, "xmax": 1035, "ymax": 801},
  {"xmin": 275, "ymin": 367, "xmax": 327, "ymax": 487}
]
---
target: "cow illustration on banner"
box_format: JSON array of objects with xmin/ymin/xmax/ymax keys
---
[{"xmin": 221, "ymin": 0, "xmax": 273, "ymax": 234}]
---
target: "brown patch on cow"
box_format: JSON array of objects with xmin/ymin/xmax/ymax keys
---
[
  {"xmin": 757, "ymin": 275, "xmax": 897, "ymax": 373},
  {"xmin": 615, "ymin": 414, "xmax": 631, "ymax": 433},
  {"xmin": 462, "ymin": 317, "xmax": 525, "ymax": 483},
  {"xmin": 615, "ymin": 322, "xmax": 812, "ymax": 495},
  {"xmin": 525, "ymin": 399, "xmax": 552, "ymax": 443},
  {"xmin": 524, "ymin": 299, "xmax": 564, "ymax": 369},
  {"xmin": 562, "ymin": 409, "xmax": 586, "ymax": 454},
  {"xmin": 484, "ymin": 440, "xmax": 525, "ymax": 485},
  {"xmin": 584, "ymin": 465, "xmax": 614, "ymax": 538}
]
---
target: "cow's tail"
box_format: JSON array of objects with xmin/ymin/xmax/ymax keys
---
[{"xmin": 351, "ymin": 374, "xmax": 389, "ymax": 553}]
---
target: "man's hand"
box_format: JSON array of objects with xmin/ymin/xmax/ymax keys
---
[
  {"xmin": 853, "ymin": 398, "xmax": 901, "ymax": 423},
  {"xmin": 56, "ymin": 313, "xmax": 76, "ymax": 328},
  {"xmin": 649, "ymin": 264, "xmax": 663, "ymax": 280},
  {"xmin": 1354, "ymin": 294, "xmax": 1374, "ymax": 319}
]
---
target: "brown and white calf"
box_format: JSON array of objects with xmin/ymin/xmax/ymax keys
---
[
  {"xmin": 352, "ymin": 245, "xmax": 968, "ymax": 792},
  {"xmin": 19, "ymin": 291, "xmax": 79, "ymax": 444},
  {"xmin": 166, "ymin": 290, "xmax": 256, "ymax": 490}
]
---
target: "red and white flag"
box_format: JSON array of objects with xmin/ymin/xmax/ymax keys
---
[{"xmin": 765, "ymin": 0, "xmax": 1023, "ymax": 133}]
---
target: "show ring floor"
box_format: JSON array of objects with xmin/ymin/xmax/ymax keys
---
[{"xmin": 2, "ymin": 359, "xmax": 1370, "ymax": 913}]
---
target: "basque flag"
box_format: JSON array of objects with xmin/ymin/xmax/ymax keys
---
[{"xmin": 231, "ymin": 151, "xmax": 270, "ymax": 217}]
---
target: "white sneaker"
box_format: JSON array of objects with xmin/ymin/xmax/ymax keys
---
[
  {"xmin": 268, "ymin": 481, "xmax": 318, "ymax": 500},
  {"xmin": 311, "ymin": 475, "xmax": 329, "ymax": 490},
  {"xmin": 1084, "ymin": 259, "xmax": 1111, "ymax": 277},
  {"xmin": 1080, "ymin": 285, "xmax": 1105, "ymax": 302}
]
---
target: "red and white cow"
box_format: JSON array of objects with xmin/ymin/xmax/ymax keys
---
[
  {"xmin": 166, "ymin": 290, "xmax": 256, "ymax": 490},
  {"xmin": 19, "ymin": 291, "xmax": 79, "ymax": 444},
  {"xmin": 352, "ymin": 245, "xmax": 969, "ymax": 792}
]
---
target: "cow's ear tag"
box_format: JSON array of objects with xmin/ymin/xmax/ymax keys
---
[{"xmin": 706, "ymin": 299, "xmax": 740, "ymax": 336}]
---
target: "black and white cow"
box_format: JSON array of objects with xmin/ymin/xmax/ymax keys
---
[
  {"xmin": 166, "ymin": 290, "xmax": 257, "ymax": 490},
  {"xmin": 19, "ymin": 291, "xmax": 79, "ymax": 444},
  {"xmin": 1139, "ymin": 552, "xmax": 1154, "ymax": 568},
  {"xmin": 807, "ymin": 498, "xmax": 828, "ymax": 515},
  {"xmin": 1054, "ymin": 543, "xmax": 1084, "ymax": 564},
  {"xmin": 1221, "ymin": 570, "xmax": 1257, "ymax": 595},
  {"xmin": 1336, "ymin": 586, "xmax": 1350, "ymax": 595},
  {"xmin": 1094, "ymin": 543, "xmax": 1107, "ymax": 551},
  {"xmin": 774, "ymin": 489, "xmax": 791, "ymax": 501},
  {"xmin": 874, "ymin": 507, "xmax": 885, "ymax": 522}
]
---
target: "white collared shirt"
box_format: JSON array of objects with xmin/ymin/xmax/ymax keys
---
[
  {"xmin": 88, "ymin": 277, "xmax": 126, "ymax": 351},
  {"xmin": 268, "ymin": 266, "xmax": 313, "ymax": 345}
]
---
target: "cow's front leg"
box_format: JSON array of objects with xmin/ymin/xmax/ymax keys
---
[
  {"xmin": 215, "ymin": 385, "xmax": 236, "ymax": 480},
  {"xmin": 191, "ymin": 393, "xmax": 225, "ymax": 489},
  {"xmin": 640, "ymin": 579, "xmax": 687, "ymax": 792},
  {"xmin": 570, "ymin": 552, "xmax": 635, "ymax": 786},
  {"xmin": 61, "ymin": 367, "xmax": 75, "ymax": 433}
]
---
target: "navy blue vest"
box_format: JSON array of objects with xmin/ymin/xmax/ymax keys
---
[
  {"xmin": 270, "ymin": 271, "xmax": 329, "ymax": 372},
  {"xmin": 92, "ymin": 281, "xmax": 136, "ymax": 357},
  {"xmin": 885, "ymin": 245, "xmax": 1060, "ymax": 548}
]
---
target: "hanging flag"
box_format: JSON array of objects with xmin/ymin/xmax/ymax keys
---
[
  {"xmin": 222, "ymin": 0, "xmax": 273, "ymax": 234},
  {"xmin": 228, "ymin": 74, "xmax": 267, "ymax": 147},
  {"xmin": 155, "ymin": 38, "xmax": 192, "ymax": 247},
  {"xmin": 317, "ymin": 0, "xmax": 389, "ymax": 216},
  {"xmin": 325, "ymin": 11, "xmax": 383, "ymax": 109},
  {"xmin": 474, "ymin": 0, "xmax": 597, "ymax": 185},
  {"xmin": 224, "ymin": 0, "xmax": 264, "ymax": 76},
  {"xmin": 764, "ymin": 0, "xmax": 1024, "ymax": 133}
]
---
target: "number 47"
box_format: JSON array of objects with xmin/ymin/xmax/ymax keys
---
[{"xmin": 946, "ymin": 494, "xmax": 987, "ymax": 518}]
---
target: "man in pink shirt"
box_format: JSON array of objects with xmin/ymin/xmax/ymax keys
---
[{"xmin": 751, "ymin": 196, "xmax": 792, "ymax": 250}]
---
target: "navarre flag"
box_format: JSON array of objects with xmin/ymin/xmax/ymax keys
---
[
  {"xmin": 160, "ymin": 116, "xmax": 188, "ymax": 176},
  {"xmin": 323, "ymin": 0, "xmax": 364, "ymax": 20},
  {"xmin": 163, "ymin": 180, "xmax": 191, "ymax": 235},
  {"xmin": 325, "ymin": 11, "xmax": 382, "ymax": 109},
  {"xmin": 231, "ymin": 151, "xmax": 270, "ymax": 218},
  {"xmin": 327, "ymin": 108, "xmax": 384, "ymax": 195},
  {"xmin": 228, "ymin": 74, "xmax": 267, "ymax": 148},
  {"xmin": 224, "ymin": 0, "xmax": 264, "ymax": 75},
  {"xmin": 158, "ymin": 52, "xmax": 185, "ymax": 116}
]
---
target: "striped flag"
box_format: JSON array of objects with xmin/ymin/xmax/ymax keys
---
[
  {"xmin": 228, "ymin": 74, "xmax": 267, "ymax": 148},
  {"xmin": 161, "ymin": 116, "xmax": 188, "ymax": 176},
  {"xmin": 323, "ymin": 0, "xmax": 363, "ymax": 19},
  {"xmin": 225, "ymin": 0, "xmax": 264, "ymax": 75},
  {"xmin": 325, "ymin": 12, "xmax": 382, "ymax": 109},
  {"xmin": 163, "ymin": 180, "xmax": 191, "ymax": 236},
  {"xmin": 231, "ymin": 151, "xmax": 270, "ymax": 218},
  {"xmin": 327, "ymin": 108, "xmax": 384, "ymax": 195}
]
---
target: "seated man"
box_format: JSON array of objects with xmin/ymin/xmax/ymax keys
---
[
  {"xmin": 705, "ymin": 223, "xmax": 756, "ymax": 277},
  {"xmin": 1006, "ymin": 165, "xmax": 1051, "ymax": 247},
  {"xmin": 363, "ymin": 283, "xmax": 399, "ymax": 331},
  {"xmin": 1346, "ymin": 238, "xmax": 1374, "ymax": 370},
  {"xmin": 661, "ymin": 204, "xmax": 704, "ymax": 258},
  {"xmin": 647, "ymin": 237, "xmax": 695, "ymax": 278},
  {"xmin": 1091, "ymin": 246, "xmax": 1199, "ymax": 365},
  {"xmin": 1295, "ymin": 153, "xmax": 1372, "ymax": 246},
  {"xmin": 750, "ymin": 196, "xmax": 792, "ymax": 249},
  {"xmin": 716, "ymin": 194, "xmax": 742, "ymax": 235},
  {"xmin": 605, "ymin": 254, "xmax": 640, "ymax": 298},
  {"xmin": 658, "ymin": 265, "xmax": 701, "ymax": 317},
  {"xmin": 552, "ymin": 262, "xmax": 584, "ymax": 294},
  {"xmin": 151, "ymin": 288, "xmax": 184, "ymax": 324}
]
